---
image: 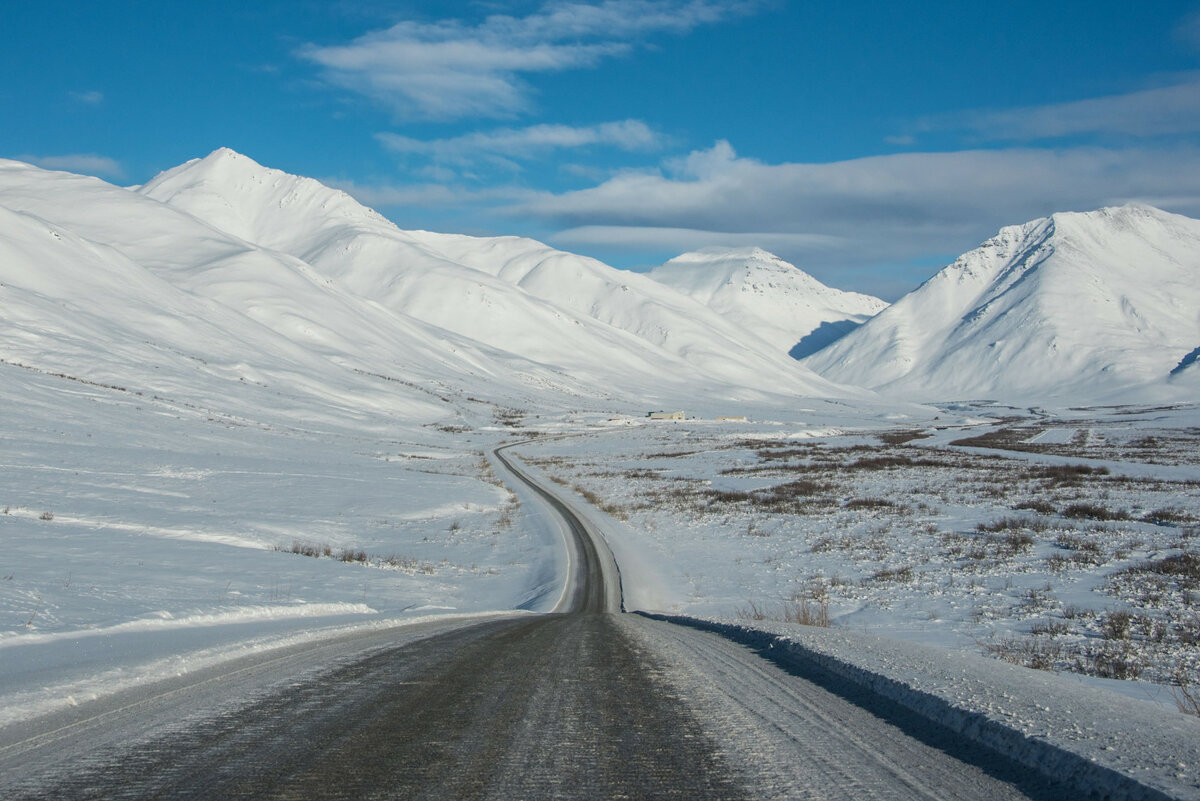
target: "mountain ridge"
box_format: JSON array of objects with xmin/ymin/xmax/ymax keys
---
[
  {"xmin": 7, "ymin": 150, "xmax": 1195, "ymax": 409},
  {"xmin": 138, "ymin": 149, "xmax": 853, "ymax": 400},
  {"xmin": 0, "ymin": 151, "xmax": 864, "ymax": 429},
  {"xmin": 803, "ymin": 204, "xmax": 1200, "ymax": 402}
]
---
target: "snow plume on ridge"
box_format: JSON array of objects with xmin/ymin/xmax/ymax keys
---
[
  {"xmin": 648, "ymin": 247, "xmax": 888, "ymax": 358},
  {"xmin": 803, "ymin": 204, "xmax": 1200, "ymax": 403}
]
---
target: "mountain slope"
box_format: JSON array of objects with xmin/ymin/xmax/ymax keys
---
[
  {"xmin": 803, "ymin": 205, "xmax": 1200, "ymax": 402},
  {"xmin": 138, "ymin": 149, "xmax": 851, "ymax": 399},
  {"xmin": 648, "ymin": 248, "xmax": 888, "ymax": 358},
  {"xmin": 0, "ymin": 153, "xmax": 862, "ymax": 433},
  {"xmin": 0, "ymin": 160, "xmax": 488, "ymax": 431}
]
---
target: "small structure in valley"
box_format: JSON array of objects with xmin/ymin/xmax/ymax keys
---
[{"xmin": 646, "ymin": 410, "xmax": 686, "ymax": 421}]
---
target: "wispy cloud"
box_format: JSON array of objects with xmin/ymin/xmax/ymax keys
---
[
  {"xmin": 20, "ymin": 153, "xmax": 124, "ymax": 178},
  {"xmin": 68, "ymin": 90, "xmax": 104, "ymax": 105},
  {"xmin": 298, "ymin": 1, "xmax": 757, "ymax": 119},
  {"xmin": 509, "ymin": 141, "xmax": 1200, "ymax": 280},
  {"xmin": 518, "ymin": 141, "xmax": 1200, "ymax": 226},
  {"xmin": 913, "ymin": 75, "xmax": 1200, "ymax": 141},
  {"xmin": 322, "ymin": 135, "xmax": 1200, "ymax": 295},
  {"xmin": 553, "ymin": 226, "xmax": 846, "ymax": 253},
  {"xmin": 1174, "ymin": 10, "xmax": 1200, "ymax": 51},
  {"xmin": 325, "ymin": 177, "xmax": 535, "ymax": 209},
  {"xmin": 376, "ymin": 120, "xmax": 663, "ymax": 167}
]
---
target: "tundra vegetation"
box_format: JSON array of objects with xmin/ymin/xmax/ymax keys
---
[{"xmin": 525, "ymin": 405, "xmax": 1200, "ymax": 697}]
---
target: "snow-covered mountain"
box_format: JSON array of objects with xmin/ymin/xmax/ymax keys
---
[
  {"xmin": 803, "ymin": 204, "xmax": 1200, "ymax": 402},
  {"xmin": 140, "ymin": 150, "xmax": 842, "ymax": 396},
  {"xmin": 0, "ymin": 150, "xmax": 856, "ymax": 430},
  {"xmin": 12, "ymin": 150, "xmax": 1192, "ymax": 411},
  {"xmin": 648, "ymin": 247, "xmax": 888, "ymax": 358}
]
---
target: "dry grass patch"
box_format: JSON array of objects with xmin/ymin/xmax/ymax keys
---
[
  {"xmin": 1061, "ymin": 502, "xmax": 1129, "ymax": 521},
  {"xmin": 876, "ymin": 430, "xmax": 933, "ymax": 446},
  {"xmin": 867, "ymin": 565, "xmax": 915, "ymax": 584}
]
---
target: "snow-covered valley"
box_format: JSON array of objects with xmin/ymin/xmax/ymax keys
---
[
  {"xmin": 2, "ymin": 151, "xmax": 1199, "ymax": 796},
  {"xmin": 0, "ymin": 149, "xmax": 875, "ymax": 725}
]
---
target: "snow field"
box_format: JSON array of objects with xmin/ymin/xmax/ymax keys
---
[
  {"xmin": 517, "ymin": 405, "xmax": 1200, "ymax": 696},
  {"xmin": 0, "ymin": 363, "xmax": 569, "ymax": 722}
]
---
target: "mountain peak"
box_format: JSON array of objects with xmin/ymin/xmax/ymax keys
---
[
  {"xmin": 655, "ymin": 247, "xmax": 812, "ymax": 292},
  {"xmin": 805, "ymin": 203, "xmax": 1200, "ymax": 401},
  {"xmin": 161, "ymin": 147, "xmax": 271, "ymax": 184},
  {"xmin": 648, "ymin": 247, "xmax": 887, "ymax": 354},
  {"xmin": 668, "ymin": 245, "xmax": 782, "ymax": 265},
  {"xmin": 1046, "ymin": 203, "xmax": 1193, "ymax": 241},
  {"xmin": 139, "ymin": 148, "xmax": 387, "ymax": 247},
  {"xmin": 208, "ymin": 146, "xmax": 248, "ymax": 160}
]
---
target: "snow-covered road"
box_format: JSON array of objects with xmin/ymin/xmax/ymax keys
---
[
  {"xmin": 492, "ymin": 441, "xmax": 623, "ymax": 614},
  {"xmin": 1, "ymin": 613, "xmax": 1072, "ymax": 801},
  {"xmin": 1, "ymin": 442, "xmax": 1195, "ymax": 799}
]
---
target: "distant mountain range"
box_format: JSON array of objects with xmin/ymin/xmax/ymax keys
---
[
  {"xmin": 1, "ymin": 149, "xmax": 1196, "ymax": 411},
  {"xmin": 0, "ymin": 150, "xmax": 850, "ymax": 430}
]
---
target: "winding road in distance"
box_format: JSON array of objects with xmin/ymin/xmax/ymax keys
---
[
  {"xmin": 491, "ymin": 442, "xmax": 622, "ymax": 616},
  {"xmin": 0, "ymin": 443, "xmax": 1073, "ymax": 800}
]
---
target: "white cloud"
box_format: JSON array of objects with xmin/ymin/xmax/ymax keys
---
[
  {"xmin": 917, "ymin": 75, "xmax": 1200, "ymax": 141},
  {"xmin": 298, "ymin": 1, "xmax": 756, "ymax": 119},
  {"xmin": 508, "ymin": 141, "xmax": 1200, "ymax": 272},
  {"xmin": 552, "ymin": 225, "xmax": 846, "ymax": 253},
  {"xmin": 376, "ymin": 120, "xmax": 663, "ymax": 165},
  {"xmin": 20, "ymin": 154, "xmax": 124, "ymax": 178},
  {"xmin": 512, "ymin": 0, "xmax": 758, "ymax": 38},
  {"xmin": 664, "ymin": 138, "xmax": 741, "ymax": 178},
  {"xmin": 324, "ymin": 176, "xmax": 539, "ymax": 210}
]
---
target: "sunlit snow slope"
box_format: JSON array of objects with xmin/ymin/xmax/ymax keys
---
[
  {"xmin": 136, "ymin": 148, "xmax": 851, "ymax": 403},
  {"xmin": 0, "ymin": 151, "xmax": 854, "ymax": 424},
  {"xmin": 649, "ymin": 247, "xmax": 888, "ymax": 359},
  {"xmin": 803, "ymin": 205, "xmax": 1200, "ymax": 402}
]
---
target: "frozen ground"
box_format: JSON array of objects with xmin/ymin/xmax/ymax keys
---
[
  {"xmin": 514, "ymin": 402, "xmax": 1200, "ymax": 709},
  {"xmin": 0, "ymin": 335, "xmax": 933, "ymax": 723},
  {"xmin": 4, "ymin": 366, "xmax": 1198, "ymax": 731},
  {"xmin": 3, "ymin": 362, "xmax": 1199, "ymax": 796},
  {"xmin": 0, "ymin": 360, "xmax": 560, "ymax": 724}
]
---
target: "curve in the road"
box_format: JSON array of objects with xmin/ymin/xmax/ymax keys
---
[{"xmin": 493, "ymin": 441, "xmax": 623, "ymax": 614}]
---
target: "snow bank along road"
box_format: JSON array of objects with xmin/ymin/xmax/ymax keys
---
[{"xmin": 0, "ymin": 445, "xmax": 1153, "ymax": 800}]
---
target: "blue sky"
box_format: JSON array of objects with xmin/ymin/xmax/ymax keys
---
[{"xmin": 4, "ymin": 0, "xmax": 1200, "ymax": 298}]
